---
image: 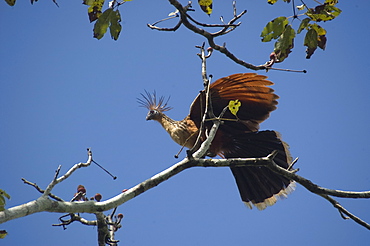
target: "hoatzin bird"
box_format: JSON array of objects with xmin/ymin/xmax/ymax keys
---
[{"xmin": 138, "ymin": 73, "xmax": 295, "ymax": 210}]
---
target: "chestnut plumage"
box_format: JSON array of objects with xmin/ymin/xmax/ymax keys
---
[{"xmin": 139, "ymin": 73, "xmax": 295, "ymax": 210}]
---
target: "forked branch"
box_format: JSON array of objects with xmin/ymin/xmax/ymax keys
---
[{"xmin": 148, "ymin": 0, "xmax": 305, "ymax": 72}]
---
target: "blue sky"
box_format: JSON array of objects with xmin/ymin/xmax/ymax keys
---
[{"xmin": 1, "ymin": 1, "xmax": 370, "ymax": 245}]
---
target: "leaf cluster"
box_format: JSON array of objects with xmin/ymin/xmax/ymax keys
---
[
  {"xmin": 261, "ymin": 0, "xmax": 341, "ymax": 61},
  {"xmin": 82, "ymin": 0, "xmax": 132, "ymax": 40},
  {"xmin": 4, "ymin": 0, "xmax": 342, "ymax": 64},
  {"xmin": 83, "ymin": 0, "xmax": 213, "ymax": 40}
]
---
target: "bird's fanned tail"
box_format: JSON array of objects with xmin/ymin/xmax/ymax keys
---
[{"xmin": 222, "ymin": 130, "xmax": 295, "ymax": 210}]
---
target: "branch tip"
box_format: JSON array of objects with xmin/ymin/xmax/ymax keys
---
[
  {"xmin": 267, "ymin": 150, "xmax": 279, "ymax": 160},
  {"xmin": 338, "ymin": 209, "xmax": 350, "ymax": 220},
  {"xmin": 54, "ymin": 165, "xmax": 62, "ymax": 180},
  {"xmin": 288, "ymin": 157, "xmax": 299, "ymax": 171}
]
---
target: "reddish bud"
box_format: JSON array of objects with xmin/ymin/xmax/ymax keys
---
[
  {"xmin": 94, "ymin": 193, "xmax": 102, "ymax": 202},
  {"xmin": 117, "ymin": 213, "xmax": 124, "ymax": 219},
  {"xmin": 122, "ymin": 189, "xmax": 128, "ymax": 193},
  {"xmin": 77, "ymin": 185, "xmax": 86, "ymax": 194}
]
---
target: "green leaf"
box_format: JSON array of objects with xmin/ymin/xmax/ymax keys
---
[
  {"xmin": 93, "ymin": 9, "xmax": 122, "ymax": 40},
  {"xmin": 304, "ymin": 28, "xmax": 318, "ymax": 59},
  {"xmin": 0, "ymin": 230, "xmax": 8, "ymax": 239},
  {"xmin": 304, "ymin": 24, "xmax": 326, "ymax": 55},
  {"xmin": 198, "ymin": 0, "xmax": 213, "ymax": 15},
  {"xmin": 82, "ymin": 0, "xmax": 95, "ymax": 5},
  {"xmin": 0, "ymin": 189, "xmax": 10, "ymax": 211},
  {"xmin": 274, "ymin": 24, "xmax": 295, "ymax": 62},
  {"xmin": 318, "ymin": 35, "xmax": 327, "ymax": 50},
  {"xmin": 5, "ymin": 0, "xmax": 16, "ymax": 6},
  {"xmin": 310, "ymin": 23, "xmax": 326, "ymax": 36},
  {"xmin": 261, "ymin": 16, "xmax": 289, "ymax": 42},
  {"xmin": 94, "ymin": 8, "xmax": 113, "ymax": 40},
  {"xmin": 267, "ymin": 0, "xmax": 290, "ymax": 4},
  {"xmin": 297, "ymin": 18, "xmax": 310, "ymax": 34},
  {"xmin": 109, "ymin": 10, "xmax": 122, "ymax": 41},
  {"xmin": 325, "ymin": 0, "xmax": 338, "ymax": 6},
  {"xmin": 85, "ymin": 0, "xmax": 105, "ymax": 23},
  {"xmin": 228, "ymin": 100, "xmax": 241, "ymax": 116},
  {"xmin": 306, "ymin": 5, "xmax": 341, "ymax": 22}
]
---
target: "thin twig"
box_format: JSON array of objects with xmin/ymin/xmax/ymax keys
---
[
  {"xmin": 188, "ymin": 44, "xmax": 213, "ymax": 156},
  {"xmin": 319, "ymin": 194, "xmax": 370, "ymax": 230},
  {"xmin": 52, "ymin": 213, "xmax": 97, "ymax": 227},
  {"xmin": 186, "ymin": 13, "xmax": 241, "ymax": 29},
  {"xmin": 166, "ymin": 0, "xmax": 266, "ymax": 70},
  {"xmin": 21, "ymin": 178, "xmax": 64, "ymax": 202},
  {"xmin": 151, "ymin": 0, "xmax": 306, "ymax": 72},
  {"xmin": 41, "ymin": 149, "xmax": 92, "ymax": 198},
  {"xmin": 42, "ymin": 165, "xmax": 61, "ymax": 197},
  {"xmin": 55, "ymin": 148, "xmax": 93, "ymax": 184},
  {"xmin": 147, "ymin": 19, "xmax": 182, "ymax": 32},
  {"xmin": 209, "ymin": 10, "xmax": 246, "ymax": 37}
]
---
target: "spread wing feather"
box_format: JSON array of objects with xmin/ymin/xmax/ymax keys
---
[{"xmin": 189, "ymin": 73, "xmax": 278, "ymax": 132}]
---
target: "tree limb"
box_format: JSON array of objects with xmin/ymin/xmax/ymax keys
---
[
  {"xmin": 149, "ymin": 1, "xmax": 307, "ymax": 73},
  {"xmin": 21, "ymin": 178, "xmax": 64, "ymax": 202},
  {"xmin": 52, "ymin": 213, "xmax": 97, "ymax": 228},
  {"xmin": 95, "ymin": 212, "xmax": 109, "ymax": 246},
  {"xmin": 162, "ymin": 0, "xmax": 271, "ymax": 71},
  {"xmin": 2, "ymin": 145, "xmax": 369, "ymax": 230}
]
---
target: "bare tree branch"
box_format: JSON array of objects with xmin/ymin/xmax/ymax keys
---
[
  {"xmin": 319, "ymin": 194, "xmax": 370, "ymax": 230},
  {"xmin": 52, "ymin": 208, "xmax": 121, "ymax": 244},
  {"xmin": 1, "ymin": 146, "xmax": 369, "ymax": 230},
  {"xmin": 162, "ymin": 0, "xmax": 272, "ymax": 71},
  {"xmin": 52, "ymin": 213, "xmax": 97, "ymax": 228},
  {"xmin": 147, "ymin": 1, "xmax": 307, "ymax": 73},
  {"xmin": 0, "ymin": 149, "xmax": 93, "ymax": 223},
  {"xmin": 21, "ymin": 178, "xmax": 64, "ymax": 202},
  {"xmin": 105, "ymin": 208, "xmax": 121, "ymax": 246},
  {"xmin": 96, "ymin": 212, "xmax": 109, "ymax": 246}
]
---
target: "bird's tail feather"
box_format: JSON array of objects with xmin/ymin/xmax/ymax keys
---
[{"xmin": 222, "ymin": 130, "xmax": 295, "ymax": 210}]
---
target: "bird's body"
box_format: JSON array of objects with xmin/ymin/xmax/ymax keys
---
[{"xmin": 139, "ymin": 73, "xmax": 295, "ymax": 210}]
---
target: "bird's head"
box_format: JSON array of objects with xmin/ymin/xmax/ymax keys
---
[{"xmin": 137, "ymin": 90, "xmax": 172, "ymax": 121}]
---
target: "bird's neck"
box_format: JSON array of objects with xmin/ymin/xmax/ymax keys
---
[
  {"xmin": 157, "ymin": 113, "xmax": 179, "ymax": 134},
  {"xmin": 155, "ymin": 113, "xmax": 197, "ymax": 148}
]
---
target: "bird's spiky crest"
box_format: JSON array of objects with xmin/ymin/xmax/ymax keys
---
[{"xmin": 137, "ymin": 90, "xmax": 173, "ymax": 112}]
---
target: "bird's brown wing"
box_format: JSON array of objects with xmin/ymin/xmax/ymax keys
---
[{"xmin": 189, "ymin": 73, "xmax": 278, "ymax": 132}]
